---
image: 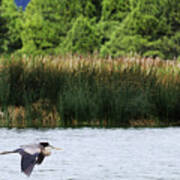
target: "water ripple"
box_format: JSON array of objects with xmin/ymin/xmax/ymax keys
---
[{"xmin": 0, "ymin": 128, "xmax": 180, "ymax": 179}]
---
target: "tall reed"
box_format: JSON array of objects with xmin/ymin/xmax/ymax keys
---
[{"xmin": 0, "ymin": 55, "xmax": 179, "ymax": 127}]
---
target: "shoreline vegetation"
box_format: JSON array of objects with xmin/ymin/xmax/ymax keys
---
[
  {"xmin": 0, "ymin": 55, "xmax": 180, "ymax": 128},
  {"xmin": 1, "ymin": 0, "xmax": 180, "ymax": 128}
]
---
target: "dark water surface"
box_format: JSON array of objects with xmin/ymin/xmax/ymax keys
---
[{"xmin": 0, "ymin": 128, "xmax": 180, "ymax": 179}]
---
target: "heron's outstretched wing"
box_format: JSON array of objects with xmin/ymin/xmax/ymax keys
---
[{"xmin": 21, "ymin": 152, "xmax": 38, "ymax": 176}]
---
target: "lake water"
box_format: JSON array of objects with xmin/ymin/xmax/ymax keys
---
[{"xmin": 0, "ymin": 128, "xmax": 180, "ymax": 180}]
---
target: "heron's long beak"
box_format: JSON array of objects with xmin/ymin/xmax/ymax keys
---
[{"xmin": 50, "ymin": 145, "xmax": 63, "ymax": 150}]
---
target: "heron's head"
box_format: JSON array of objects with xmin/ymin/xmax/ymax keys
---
[
  {"xmin": 40, "ymin": 142, "xmax": 62, "ymax": 156},
  {"xmin": 40, "ymin": 142, "xmax": 62, "ymax": 150},
  {"xmin": 40, "ymin": 142, "xmax": 50, "ymax": 147}
]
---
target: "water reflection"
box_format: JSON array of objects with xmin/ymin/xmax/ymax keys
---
[{"xmin": 0, "ymin": 128, "xmax": 180, "ymax": 179}]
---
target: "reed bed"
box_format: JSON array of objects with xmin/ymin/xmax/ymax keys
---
[{"xmin": 0, "ymin": 55, "xmax": 179, "ymax": 128}]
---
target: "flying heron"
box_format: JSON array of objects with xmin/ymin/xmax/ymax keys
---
[{"xmin": 0, "ymin": 142, "xmax": 62, "ymax": 176}]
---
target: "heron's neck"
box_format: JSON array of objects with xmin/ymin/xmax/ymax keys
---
[
  {"xmin": 0, "ymin": 150, "xmax": 16, "ymax": 155},
  {"xmin": 42, "ymin": 149, "xmax": 51, "ymax": 156}
]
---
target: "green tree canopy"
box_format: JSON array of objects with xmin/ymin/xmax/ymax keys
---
[
  {"xmin": 101, "ymin": 0, "xmax": 180, "ymax": 59},
  {"xmin": 0, "ymin": 0, "xmax": 22, "ymax": 53},
  {"xmin": 0, "ymin": 0, "xmax": 180, "ymax": 59},
  {"xmin": 20, "ymin": 0, "xmax": 102, "ymax": 55},
  {"xmin": 61, "ymin": 16, "xmax": 100, "ymax": 54},
  {"xmin": 101, "ymin": 0, "xmax": 131, "ymax": 21}
]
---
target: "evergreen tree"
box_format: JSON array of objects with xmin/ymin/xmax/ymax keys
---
[
  {"xmin": 80, "ymin": 0, "xmax": 102, "ymax": 20},
  {"xmin": 0, "ymin": 0, "xmax": 22, "ymax": 53},
  {"xmin": 96, "ymin": 0, "xmax": 131, "ymax": 51},
  {"xmin": 101, "ymin": 0, "xmax": 131, "ymax": 21},
  {"xmin": 91, "ymin": 0, "xmax": 102, "ymax": 20},
  {"xmin": 61, "ymin": 16, "xmax": 100, "ymax": 54},
  {"xmin": 0, "ymin": 0, "xmax": 7, "ymax": 53},
  {"xmin": 20, "ymin": 0, "xmax": 101, "ymax": 54},
  {"xmin": 101, "ymin": 0, "xmax": 180, "ymax": 59},
  {"xmin": 20, "ymin": 0, "xmax": 83, "ymax": 54}
]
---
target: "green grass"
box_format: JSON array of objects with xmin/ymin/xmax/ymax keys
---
[{"xmin": 0, "ymin": 55, "xmax": 180, "ymax": 128}]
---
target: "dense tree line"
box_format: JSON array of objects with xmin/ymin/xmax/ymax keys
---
[{"xmin": 0, "ymin": 0, "xmax": 180, "ymax": 59}]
